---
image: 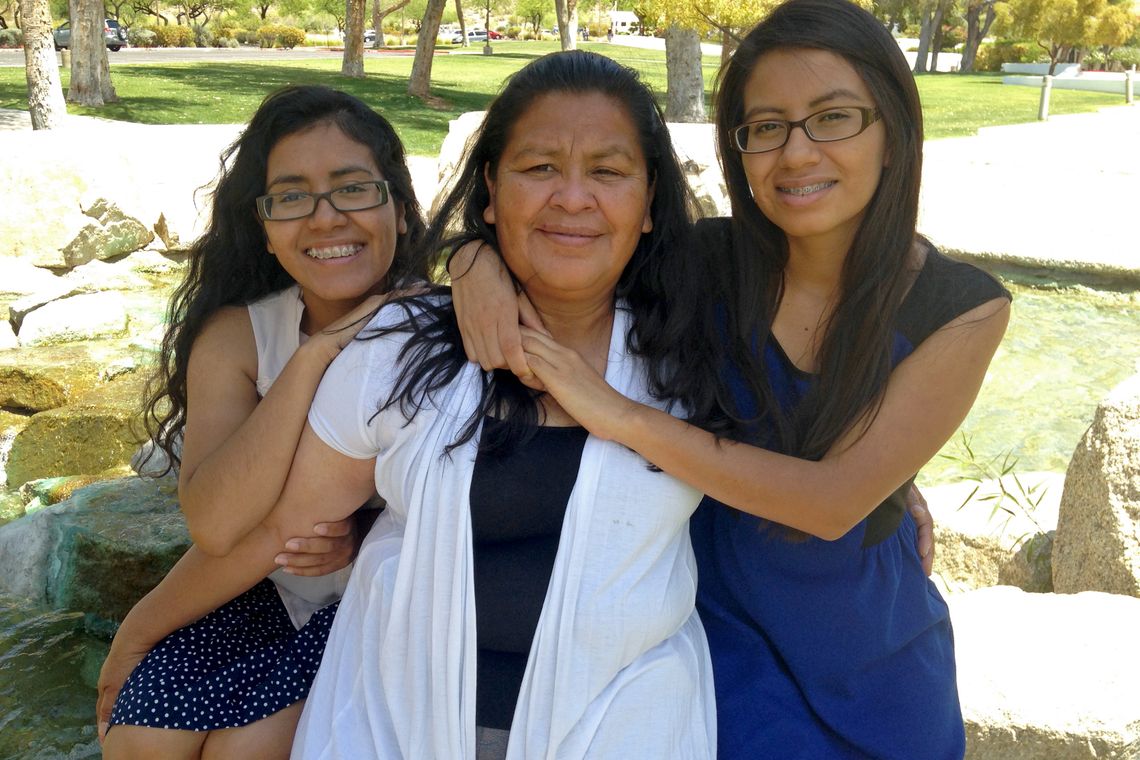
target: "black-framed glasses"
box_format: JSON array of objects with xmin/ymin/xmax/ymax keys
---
[
  {"xmin": 256, "ymin": 180, "xmax": 390, "ymax": 221},
  {"xmin": 729, "ymin": 107, "xmax": 881, "ymax": 154}
]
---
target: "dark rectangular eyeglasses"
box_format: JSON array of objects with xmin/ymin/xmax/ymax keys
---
[
  {"xmin": 730, "ymin": 107, "xmax": 881, "ymax": 154},
  {"xmin": 256, "ymin": 180, "xmax": 390, "ymax": 221}
]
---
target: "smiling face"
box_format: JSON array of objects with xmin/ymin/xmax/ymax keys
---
[
  {"xmin": 483, "ymin": 92, "xmax": 653, "ymax": 311},
  {"xmin": 262, "ymin": 121, "xmax": 406, "ymax": 329},
  {"xmin": 740, "ymin": 48, "xmax": 886, "ymax": 255}
]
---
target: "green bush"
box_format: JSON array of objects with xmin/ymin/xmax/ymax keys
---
[
  {"xmin": 505, "ymin": 26, "xmax": 522, "ymax": 39},
  {"xmin": 218, "ymin": 36, "xmax": 239, "ymax": 48},
  {"xmin": 974, "ymin": 41, "xmax": 1042, "ymax": 72},
  {"xmin": 233, "ymin": 28, "xmax": 258, "ymax": 45},
  {"xmin": 0, "ymin": 28, "xmax": 23, "ymax": 47},
  {"xmin": 149, "ymin": 24, "xmax": 194, "ymax": 47},
  {"xmin": 191, "ymin": 23, "xmax": 213, "ymax": 47},
  {"xmin": 1110, "ymin": 46, "xmax": 1140, "ymax": 68},
  {"xmin": 128, "ymin": 27, "xmax": 157, "ymax": 47},
  {"xmin": 257, "ymin": 23, "xmax": 305, "ymax": 48}
]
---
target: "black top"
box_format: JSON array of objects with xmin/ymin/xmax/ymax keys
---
[{"xmin": 469, "ymin": 417, "xmax": 589, "ymax": 730}]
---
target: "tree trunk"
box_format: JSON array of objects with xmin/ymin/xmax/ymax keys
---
[
  {"xmin": 554, "ymin": 0, "xmax": 577, "ymax": 50},
  {"xmin": 67, "ymin": 0, "xmax": 116, "ymax": 105},
  {"xmin": 930, "ymin": 11, "xmax": 944, "ymax": 72},
  {"xmin": 342, "ymin": 0, "xmax": 365, "ymax": 77},
  {"xmin": 914, "ymin": 6, "xmax": 933, "ymax": 73},
  {"xmin": 665, "ymin": 25, "xmax": 705, "ymax": 123},
  {"xmin": 407, "ymin": 0, "xmax": 446, "ymax": 99},
  {"xmin": 19, "ymin": 0, "xmax": 67, "ymax": 129},
  {"xmin": 720, "ymin": 29, "xmax": 738, "ymax": 67},
  {"xmin": 455, "ymin": 0, "xmax": 465, "ymax": 45}
]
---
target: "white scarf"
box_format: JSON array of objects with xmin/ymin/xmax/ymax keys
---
[{"xmin": 293, "ymin": 303, "xmax": 716, "ymax": 759}]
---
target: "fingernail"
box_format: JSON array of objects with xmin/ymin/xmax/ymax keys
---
[
  {"xmin": 313, "ymin": 524, "xmax": 328, "ymax": 536},
  {"xmin": 274, "ymin": 554, "xmax": 287, "ymax": 566},
  {"xmin": 285, "ymin": 540, "xmax": 301, "ymax": 551}
]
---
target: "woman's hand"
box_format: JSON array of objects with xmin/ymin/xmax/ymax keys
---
[
  {"xmin": 450, "ymin": 241, "xmax": 548, "ymax": 388},
  {"xmin": 95, "ymin": 621, "xmax": 155, "ymax": 744},
  {"xmin": 521, "ymin": 327, "xmax": 639, "ymax": 439},
  {"xmin": 906, "ymin": 484, "xmax": 935, "ymax": 576},
  {"xmin": 308, "ymin": 293, "xmax": 389, "ymax": 365},
  {"xmin": 275, "ymin": 515, "xmax": 357, "ymax": 576}
]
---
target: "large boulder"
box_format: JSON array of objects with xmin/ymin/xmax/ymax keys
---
[
  {"xmin": 14, "ymin": 292, "xmax": 129, "ymax": 347},
  {"xmin": 4, "ymin": 368, "xmax": 149, "ymax": 488},
  {"xmin": 0, "ymin": 344, "xmax": 124, "ymax": 412},
  {"xmin": 57, "ymin": 199, "xmax": 156, "ymax": 269},
  {"xmin": 925, "ymin": 473, "xmax": 1062, "ymax": 594},
  {"xmin": 1053, "ymin": 373, "xmax": 1140, "ymax": 597},
  {"xmin": 953, "ymin": 586, "xmax": 1140, "ymax": 759},
  {"xmin": 0, "ymin": 476, "xmax": 187, "ymax": 628}
]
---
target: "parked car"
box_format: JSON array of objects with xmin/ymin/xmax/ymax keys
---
[
  {"xmin": 487, "ymin": 29, "xmax": 503, "ymax": 39},
  {"xmin": 449, "ymin": 29, "xmax": 487, "ymax": 43},
  {"xmin": 53, "ymin": 18, "xmax": 128, "ymax": 51},
  {"xmin": 364, "ymin": 28, "xmax": 376, "ymax": 43}
]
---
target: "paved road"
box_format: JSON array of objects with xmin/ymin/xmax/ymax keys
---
[{"xmin": 0, "ymin": 45, "xmax": 424, "ymax": 67}]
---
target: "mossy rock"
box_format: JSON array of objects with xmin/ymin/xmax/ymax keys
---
[
  {"xmin": 0, "ymin": 345, "xmax": 107, "ymax": 412},
  {"xmin": 5, "ymin": 404, "xmax": 145, "ymax": 488}
]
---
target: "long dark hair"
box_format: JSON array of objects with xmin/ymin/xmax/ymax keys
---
[
  {"xmin": 713, "ymin": 0, "xmax": 924, "ymax": 459},
  {"xmin": 141, "ymin": 85, "xmax": 428, "ymax": 471},
  {"xmin": 378, "ymin": 50, "xmax": 727, "ymax": 452}
]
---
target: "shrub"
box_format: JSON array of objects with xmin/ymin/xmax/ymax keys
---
[
  {"xmin": 218, "ymin": 36, "xmax": 239, "ymax": 48},
  {"xmin": 974, "ymin": 41, "xmax": 1041, "ymax": 72},
  {"xmin": 257, "ymin": 24, "xmax": 305, "ymax": 48},
  {"xmin": 149, "ymin": 24, "xmax": 194, "ymax": 47},
  {"xmin": 505, "ymin": 25, "xmax": 521, "ymax": 39},
  {"xmin": 191, "ymin": 23, "xmax": 213, "ymax": 47},
  {"xmin": 233, "ymin": 28, "xmax": 258, "ymax": 45},
  {"xmin": 0, "ymin": 28, "xmax": 23, "ymax": 47},
  {"xmin": 277, "ymin": 25, "xmax": 305, "ymax": 48},
  {"xmin": 1110, "ymin": 46, "xmax": 1140, "ymax": 68},
  {"xmin": 128, "ymin": 27, "xmax": 157, "ymax": 47}
]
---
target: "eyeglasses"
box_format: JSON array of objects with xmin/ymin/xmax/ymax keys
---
[
  {"xmin": 729, "ymin": 107, "xmax": 881, "ymax": 154},
  {"xmin": 256, "ymin": 180, "xmax": 390, "ymax": 221}
]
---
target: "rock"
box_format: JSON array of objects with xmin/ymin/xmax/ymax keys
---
[
  {"xmin": 952, "ymin": 586, "xmax": 1140, "ymax": 759},
  {"xmin": 0, "ymin": 345, "xmax": 111, "ymax": 412},
  {"xmin": 1053, "ymin": 373, "xmax": 1140, "ymax": 597},
  {"xmin": 14, "ymin": 292, "xmax": 129, "ymax": 347},
  {"xmin": 668, "ymin": 122, "xmax": 730, "ymax": 219},
  {"xmin": 8, "ymin": 278, "xmax": 92, "ymax": 331},
  {"xmin": 0, "ymin": 410, "xmax": 31, "ymax": 491},
  {"xmin": 153, "ymin": 213, "xmax": 181, "ymax": 250},
  {"xmin": 0, "ymin": 476, "xmax": 188, "ymax": 627},
  {"xmin": 924, "ymin": 473, "xmax": 1062, "ymax": 593},
  {"xmin": 4, "ymin": 401, "xmax": 143, "ymax": 488},
  {"xmin": 0, "ymin": 322, "xmax": 15, "ymax": 350},
  {"xmin": 58, "ymin": 199, "xmax": 156, "ymax": 269},
  {"xmin": 0, "ymin": 258, "xmax": 63, "ymax": 300}
]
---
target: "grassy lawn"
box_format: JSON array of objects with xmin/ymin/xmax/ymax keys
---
[{"xmin": 0, "ymin": 43, "xmax": 1128, "ymax": 152}]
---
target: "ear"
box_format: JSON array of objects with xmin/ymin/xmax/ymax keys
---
[
  {"xmin": 482, "ymin": 162, "xmax": 496, "ymax": 225},
  {"xmin": 641, "ymin": 180, "xmax": 655, "ymax": 234},
  {"xmin": 396, "ymin": 201, "xmax": 408, "ymax": 236}
]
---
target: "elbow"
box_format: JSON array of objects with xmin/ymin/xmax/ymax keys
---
[{"xmin": 186, "ymin": 519, "xmax": 242, "ymax": 557}]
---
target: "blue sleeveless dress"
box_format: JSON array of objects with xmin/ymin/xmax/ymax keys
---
[{"xmin": 690, "ymin": 219, "xmax": 1009, "ymax": 759}]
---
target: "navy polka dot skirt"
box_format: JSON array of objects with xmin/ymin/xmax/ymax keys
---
[{"xmin": 109, "ymin": 579, "xmax": 337, "ymax": 731}]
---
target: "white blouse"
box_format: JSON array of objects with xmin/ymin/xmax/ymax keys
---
[{"xmin": 292, "ymin": 300, "xmax": 716, "ymax": 759}]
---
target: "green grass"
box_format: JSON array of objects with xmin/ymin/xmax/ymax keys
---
[
  {"xmin": 914, "ymin": 72, "xmax": 1128, "ymax": 139},
  {"xmin": 0, "ymin": 45, "xmax": 1128, "ymax": 152}
]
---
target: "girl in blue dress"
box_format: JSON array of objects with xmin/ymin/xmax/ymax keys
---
[{"xmin": 450, "ymin": 1, "xmax": 1010, "ymax": 757}]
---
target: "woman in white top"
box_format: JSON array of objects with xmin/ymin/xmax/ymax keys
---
[
  {"xmin": 97, "ymin": 85, "xmax": 427, "ymax": 759},
  {"xmin": 95, "ymin": 51, "xmax": 725, "ymax": 759}
]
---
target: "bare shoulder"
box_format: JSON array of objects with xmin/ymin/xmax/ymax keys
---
[{"xmin": 189, "ymin": 305, "xmax": 258, "ymax": 382}]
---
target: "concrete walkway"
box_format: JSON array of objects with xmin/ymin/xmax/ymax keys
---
[{"xmin": 2, "ymin": 102, "xmax": 1137, "ymax": 282}]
